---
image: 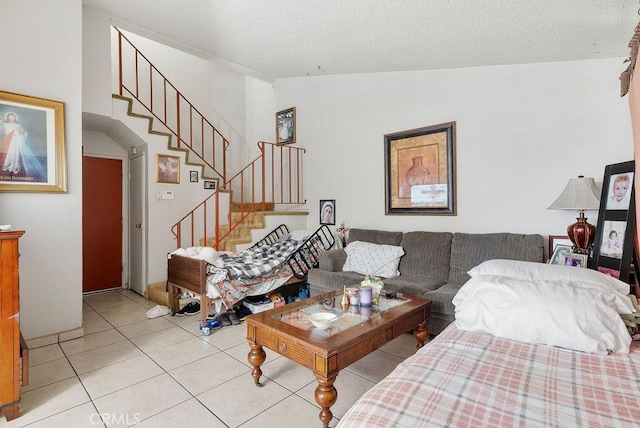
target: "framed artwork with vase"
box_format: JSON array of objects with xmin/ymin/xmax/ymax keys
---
[{"xmin": 384, "ymin": 121, "xmax": 457, "ymax": 215}]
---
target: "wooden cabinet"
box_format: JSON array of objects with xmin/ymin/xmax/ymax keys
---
[{"xmin": 0, "ymin": 230, "xmax": 27, "ymax": 421}]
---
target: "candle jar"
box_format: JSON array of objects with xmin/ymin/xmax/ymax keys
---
[
  {"xmin": 359, "ymin": 285, "xmax": 373, "ymax": 307},
  {"xmin": 346, "ymin": 287, "xmax": 359, "ymax": 305}
]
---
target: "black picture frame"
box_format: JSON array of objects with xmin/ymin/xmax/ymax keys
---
[
  {"xmin": 319, "ymin": 199, "xmax": 335, "ymax": 225},
  {"xmin": 384, "ymin": 122, "xmax": 456, "ymax": 215},
  {"xmin": 190, "ymin": 171, "xmax": 198, "ymax": 182},
  {"xmin": 204, "ymin": 180, "xmax": 216, "ymax": 190},
  {"xmin": 590, "ymin": 160, "xmax": 635, "ymax": 283}
]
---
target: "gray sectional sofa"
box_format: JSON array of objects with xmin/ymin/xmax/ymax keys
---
[{"xmin": 307, "ymin": 228, "xmax": 544, "ymax": 335}]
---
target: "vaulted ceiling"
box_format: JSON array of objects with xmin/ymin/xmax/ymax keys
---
[{"xmin": 83, "ymin": 0, "xmax": 639, "ymax": 81}]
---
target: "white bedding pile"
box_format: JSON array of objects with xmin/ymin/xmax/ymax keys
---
[{"xmin": 454, "ymin": 259, "xmax": 636, "ymax": 354}]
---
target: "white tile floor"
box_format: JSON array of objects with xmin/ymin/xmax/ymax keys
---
[{"xmin": 1, "ymin": 289, "xmax": 420, "ymax": 428}]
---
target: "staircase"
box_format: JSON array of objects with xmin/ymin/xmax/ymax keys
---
[{"xmin": 115, "ymin": 27, "xmax": 307, "ymax": 255}]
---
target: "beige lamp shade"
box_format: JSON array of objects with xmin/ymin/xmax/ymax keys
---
[{"xmin": 548, "ymin": 176, "xmax": 600, "ymax": 210}]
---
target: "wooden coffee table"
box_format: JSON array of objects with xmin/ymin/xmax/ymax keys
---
[{"xmin": 245, "ymin": 289, "xmax": 431, "ymax": 428}]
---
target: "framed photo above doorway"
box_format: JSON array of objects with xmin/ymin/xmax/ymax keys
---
[{"xmin": 384, "ymin": 121, "xmax": 456, "ymax": 215}]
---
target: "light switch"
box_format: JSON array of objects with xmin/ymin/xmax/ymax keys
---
[
  {"xmin": 156, "ymin": 190, "xmax": 162, "ymax": 200},
  {"xmin": 162, "ymin": 190, "xmax": 175, "ymax": 200}
]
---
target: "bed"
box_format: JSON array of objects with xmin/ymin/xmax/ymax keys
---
[
  {"xmin": 167, "ymin": 224, "xmax": 335, "ymax": 329},
  {"xmin": 337, "ymin": 259, "xmax": 640, "ymax": 427}
]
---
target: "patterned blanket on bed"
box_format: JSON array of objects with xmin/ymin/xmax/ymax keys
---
[
  {"xmin": 212, "ymin": 238, "xmax": 304, "ymax": 280},
  {"xmin": 337, "ymin": 324, "xmax": 640, "ymax": 427}
]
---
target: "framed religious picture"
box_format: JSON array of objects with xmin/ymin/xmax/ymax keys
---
[
  {"xmin": 276, "ymin": 107, "xmax": 296, "ymax": 145},
  {"xmin": 190, "ymin": 171, "xmax": 198, "ymax": 183},
  {"xmin": 0, "ymin": 90, "xmax": 67, "ymax": 193},
  {"xmin": 590, "ymin": 160, "xmax": 635, "ymax": 284},
  {"xmin": 156, "ymin": 154, "xmax": 180, "ymax": 184},
  {"xmin": 319, "ymin": 199, "xmax": 335, "ymax": 225},
  {"xmin": 384, "ymin": 121, "xmax": 456, "ymax": 215}
]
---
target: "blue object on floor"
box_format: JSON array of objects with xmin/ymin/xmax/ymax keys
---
[
  {"xmin": 298, "ymin": 286, "xmax": 309, "ymax": 300},
  {"xmin": 199, "ymin": 319, "xmax": 222, "ymax": 333}
]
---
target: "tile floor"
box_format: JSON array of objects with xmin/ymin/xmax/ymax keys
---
[{"xmin": 1, "ymin": 289, "xmax": 421, "ymax": 428}]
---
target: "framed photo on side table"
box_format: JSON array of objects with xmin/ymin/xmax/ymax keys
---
[
  {"xmin": 549, "ymin": 244, "xmax": 572, "ymax": 265},
  {"xmin": 562, "ymin": 252, "xmax": 588, "ymax": 267},
  {"xmin": 384, "ymin": 121, "xmax": 456, "ymax": 215},
  {"xmin": 0, "ymin": 90, "xmax": 67, "ymax": 193},
  {"xmin": 590, "ymin": 161, "xmax": 635, "ymax": 283},
  {"xmin": 548, "ymin": 235, "xmax": 572, "ymax": 261}
]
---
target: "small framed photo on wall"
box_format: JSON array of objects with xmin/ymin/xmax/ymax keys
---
[
  {"xmin": 319, "ymin": 199, "xmax": 335, "ymax": 225},
  {"xmin": 190, "ymin": 171, "xmax": 198, "ymax": 182},
  {"xmin": 276, "ymin": 107, "xmax": 296, "ymax": 145},
  {"xmin": 157, "ymin": 154, "xmax": 180, "ymax": 184},
  {"xmin": 591, "ymin": 160, "xmax": 635, "ymax": 284},
  {"xmin": 204, "ymin": 180, "xmax": 216, "ymax": 190}
]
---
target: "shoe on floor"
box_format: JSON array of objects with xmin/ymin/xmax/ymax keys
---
[
  {"xmin": 228, "ymin": 311, "xmax": 241, "ymax": 325},
  {"xmin": 219, "ymin": 313, "xmax": 232, "ymax": 326},
  {"xmin": 146, "ymin": 305, "xmax": 170, "ymax": 319},
  {"xmin": 234, "ymin": 305, "xmax": 252, "ymax": 321},
  {"xmin": 176, "ymin": 302, "xmax": 200, "ymax": 316}
]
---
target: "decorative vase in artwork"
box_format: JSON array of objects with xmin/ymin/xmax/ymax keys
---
[{"xmin": 406, "ymin": 156, "xmax": 430, "ymax": 187}]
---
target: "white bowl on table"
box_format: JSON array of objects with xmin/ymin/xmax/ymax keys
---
[{"xmin": 308, "ymin": 312, "xmax": 338, "ymax": 330}]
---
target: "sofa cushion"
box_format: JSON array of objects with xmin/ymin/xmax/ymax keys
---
[
  {"xmin": 318, "ymin": 249, "xmax": 347, "ymax": 272},
  {"xmin": 343, "ymin": 241, "xmax": 404, "ymax": 278},
  {"xmin": 447, "ymin": 233, "xmax": 544, "ymax": 285},
  {"xmin": 382, "ymin": 275, "xmax": 446, "ymax": 297},
  {"xmin": 347, "ymin": 228, "xmax": 403, "ymax": 246},
  {"xmin": 308, "ymin": 269, "xmax": 364, "ymax": 296},
  {"xmin": 398, "ymin": 232, "xmax": 452, "ymax": 280}
]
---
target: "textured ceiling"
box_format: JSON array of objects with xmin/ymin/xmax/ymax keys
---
[{"xmin": 83, "ymin": 0, "xmax": 640, "ymax": 80}]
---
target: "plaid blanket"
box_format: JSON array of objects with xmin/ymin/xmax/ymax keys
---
[
  {"xmin": 215, "ymin": 238, "xmax": 304, "ymax": 279},
  {"xmin": 338, "ymin": 324, "xmax": 640, "ymax": 427}
]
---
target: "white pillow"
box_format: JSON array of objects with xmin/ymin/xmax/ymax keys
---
[
  {"xmin": 468, "ymin": 259, "xmax": 630, "ymax": 294},
  {"xmin": 290, "ymin": 230, "xmax": 312, "ymax": 241},
  {"xmin": 343, "ymin": 241, "xmax": 405, "ymax": 278},
  {"xmin": 453, "ymin": 275, "xmax": 632, "ymax": 354}
]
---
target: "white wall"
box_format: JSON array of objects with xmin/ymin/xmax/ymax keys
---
[
  {"xmin": 0, "ymin": 0, "xmax": 83, "ymax": 339},
  {"xmin": 274, "ymin": 59, "xmax": 633, "ymax": 243},
  {"xmin": 83, "ymin": 6, "xmax": 112, "ymax": 117}
]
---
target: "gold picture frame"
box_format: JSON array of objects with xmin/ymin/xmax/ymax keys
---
[
  {"xmin": 156, "ymin": 154, "xmax": 180, "ymax": 184},
  {"xmin": 276, "ymin": 107, "xmax": 296, "ymax": 145},
  {"xmin": 0, "ymin": 90, "xmax": 67, "ymax": 193},
  {"xmin": 384, "ymin": 121, "xmax": 456, "ymax": 215}
]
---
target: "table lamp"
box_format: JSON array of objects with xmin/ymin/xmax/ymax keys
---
[{"xmin": 548, "ymin": 176, "xmax": 601, "ymax": 254}]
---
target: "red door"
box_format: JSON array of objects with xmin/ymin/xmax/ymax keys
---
[{"xmin": 82, "ymin": 156, "xmax": 122, "ymax": 293}]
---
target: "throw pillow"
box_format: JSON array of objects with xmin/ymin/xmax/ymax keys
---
[{"xmin": 343, "ymin": 241, "xmax": 404, "ymax": 278}]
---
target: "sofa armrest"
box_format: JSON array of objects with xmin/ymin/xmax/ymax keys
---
[{"xmin": 318, "ymin": 249, "xmax": 347, "ymax": 272}]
